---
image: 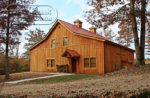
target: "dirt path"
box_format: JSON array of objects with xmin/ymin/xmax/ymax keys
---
[
  {"xmin": 3, "ymin": 73, "xmax": 73, "ymax": 84},
  {"xmin": 0, "ymin": 65, "xmax": 150, "ymax": 97},
  {"xmin": 0, "ymin": 72, "xmax": 55, "ymax": 82}
]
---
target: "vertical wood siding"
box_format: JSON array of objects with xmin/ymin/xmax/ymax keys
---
[
  {"xmin": 104, "ymin": 42, "xmax": 134, "ymax": 73},
  {"xmin": 30, "ymin": 23, "xmax": 105, "ymax": 74},
  {"xmin": 30, "ymin": 22, "xmax": 134, "ymax": 74}
]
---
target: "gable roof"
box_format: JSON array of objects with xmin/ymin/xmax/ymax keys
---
[
  {"xmin": 30, "ymin": 19, "xmax": 107, "ymax": 50},
  {"xmin": 29, "ymin": 19, "xmax": 134, "ymax": 52},
  {"xmin": 59, "ymin": 20, "xmax": 107, "ymax": 41}
]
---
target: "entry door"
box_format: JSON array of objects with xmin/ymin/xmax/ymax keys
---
[{"xmin": 72, "ymin": 58, "xmax": 76, "ymax": 73}]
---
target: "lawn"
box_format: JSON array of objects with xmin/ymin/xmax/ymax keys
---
[{"xmin": 29, "ymin": 74, "xmax": 97, "ymax": 84}]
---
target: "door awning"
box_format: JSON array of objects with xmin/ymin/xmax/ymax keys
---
[{"xmin": 62, "ymin": 49, "xmax": 80, "ymax": 58}]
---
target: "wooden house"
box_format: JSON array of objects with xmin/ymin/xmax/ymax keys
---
[{"xmin": 30, "ymin": 19, "xmax": 134, "ymax": 74}]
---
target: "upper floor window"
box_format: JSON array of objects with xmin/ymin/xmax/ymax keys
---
[
  {"xmin": 63, "ymin": 37, "xmax": 68, "ymax": 46},
  {"xmin": 51, "ymin": 39, "xmax": 55, "ymax": 48}
]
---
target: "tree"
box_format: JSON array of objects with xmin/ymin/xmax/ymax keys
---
[
  {"xmin": 146, "ymin": 33, "xmax": 150, "ymax": 55},
  {"xmin": 24, "ymin": 28, "xmax": 45, "ymax": 50},
  {"xmin": 85, "ymin": 0, "xmax": 149, "ymax": 66},
  {"xmin": 0, "ymin": 0, "xmax": 40, "ymax": 79},
  {"xmin": 116, "ymin": 21, "xmax": 134, "ymax": 47},
  {"xmin": 100, "ymin": 29, "xmax": 116, "ymax": 41},
  {"xmin": 23, "ymin": 28, "xmax": 45, "ymax": 70}
]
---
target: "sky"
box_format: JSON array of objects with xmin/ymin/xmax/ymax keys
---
[
  {"xmin": 34, "ymin": 0, "xmax": 91, "ymax": 30},
  {"xmin": 19, "ymin": 0, "xmax": 149, "ymax": 58}
]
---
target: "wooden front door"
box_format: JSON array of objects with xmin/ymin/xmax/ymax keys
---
[{"xmin": 72, "ymin": 58, "xmax": 76, "ymax": 73}]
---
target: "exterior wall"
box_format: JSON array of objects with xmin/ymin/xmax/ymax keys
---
[
  {"xmin": 30, "ymin": 23, "xmax": 105, "ymax": 74},
  {"xmin": 104, "ymin": 42, "xmax": 134, "ymax": 73},
  {"xmin": 71, "ymin": 35, "xmax": 105, "ymax": 74}
]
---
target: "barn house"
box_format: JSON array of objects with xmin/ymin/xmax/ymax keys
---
[{"xmin": 30, "ymin": 19, "xmax": 134, "ymax": 74}]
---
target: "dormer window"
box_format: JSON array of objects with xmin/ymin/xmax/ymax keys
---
[
  {"xmin": 51, "ymin": 39, "xmax": 55, "ymax": 48},
  {"xmin": 63, "ymin": 37, "xmax": 68, "ymax": 46}
]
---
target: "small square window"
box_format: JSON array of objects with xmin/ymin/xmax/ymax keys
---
[{"xmin": 63, "ymin": 37, "xmax": 68, "ymax": 46}]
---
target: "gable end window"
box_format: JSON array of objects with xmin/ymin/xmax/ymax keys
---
[
  {"xmin": 47, "ymin": 59, "xmax": 55, "ymax": 67},
  {"xmin": 51, "ymin": 39, "xmax": 55, "ymax": 48},
  {"xmin": 63, "ymin": 37, "xmax": 68, "ymax": 46},
  {"xmin": 84, "ymin": 57, "xmax": 96, "ymax": 68}
]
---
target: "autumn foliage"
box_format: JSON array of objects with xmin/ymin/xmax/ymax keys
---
[
  {"xmin": 0, "ymin": 53, "xmax": 28, "ymax": 75},
  {"xmin": 85, "ymin": 0, "xmax": 149, "ymax": 65}
]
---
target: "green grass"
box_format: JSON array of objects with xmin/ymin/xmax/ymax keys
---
[{"xmin": 29, "ymin": 74, "xmax": 97, "ymax": 84}]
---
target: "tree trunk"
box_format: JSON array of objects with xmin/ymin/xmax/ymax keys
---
[
  {"xmin": 130, "ymin": 0, "xmax": 141, "ymax": 66},
  {"xmin": 5, "ymin": 0, "xmax": 10, "ymax": 79},
  {"xmin": 140, "ymin": 0, "xmax": 146, "ymax": 65}
]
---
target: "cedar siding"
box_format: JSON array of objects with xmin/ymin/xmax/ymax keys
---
[
  {"xmin": 104, "ymin": 41, "xmax": 134, "ymax": 73},
  {"xmin": 30, "ymin": 20, "xmax": 134, "ymax": 74}
]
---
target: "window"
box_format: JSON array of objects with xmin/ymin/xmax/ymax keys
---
[
  {"xmin": 90, "ymin": 57, "xmax": 96, "ymax": 67},
  {"xmin": 47, "ymin": 59, "xmax": 51, "ymax": 67},
  {"xmin": 84, "ymin": 57, "xmax": 96, "ymax": 68},
  {"xmin": 51, "ymin": 59, "xmax": 55, "ymax": 67},
  {"xmin": 47, "ymin": 59, "xmax": 55, "ymax": 67},
  {"xmin": 84, "ymin": 58, "xmax": 89, "ymax": 67},
  {"xmin": 51, "ymin": 39, "xmax": 55, "ymax": 48},
  {"xmin": 63, "ymin": 37, "xmax": 68, "ymax": 46}
]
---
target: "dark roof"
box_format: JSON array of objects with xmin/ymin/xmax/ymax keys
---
[
  {"xmin": 59, "ymin": 20, "xmax": 107, "ymax": 40},
  {"xmin": 62, "ymin": 49, "xmax": 80, "ymax": 58}
]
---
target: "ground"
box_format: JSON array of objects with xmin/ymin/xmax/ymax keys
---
[{"xmin": 0, "ymin": 65, "xmax": 150, "ymax": 97}]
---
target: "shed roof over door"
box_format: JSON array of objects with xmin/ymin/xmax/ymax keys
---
[{"xmin": 62, "ymin": 49, "xmax": 80, "ymax": 58}]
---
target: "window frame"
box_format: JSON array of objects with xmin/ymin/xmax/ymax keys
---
[
  {"xmin": 63, "ymin": 37, "xmax": 68, "ymax": 46},
  {"xmin": 90, "ymin": 57, "xmax": 96, "ymax": 67},
  {"xmin": 47, "ymin": 59, "xmax": 55, "ymax": 68},
  {"xmin": 84, "ymin": 57, "xmax": 96, "ymax": 68},
  {"xmin": 50, "ymin": 59, "xmax": 55, "ymax": 67},
  {"xmin": 84, "ymin": 58, "xmax": 89, "ymax": 68},
  {"xmin": 47, "ymin": 59, "xmax": 51, "ymax": 67},
  {"xmin": 51, "ymin": 39, "xmax": 55, "ymax": 48}
]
